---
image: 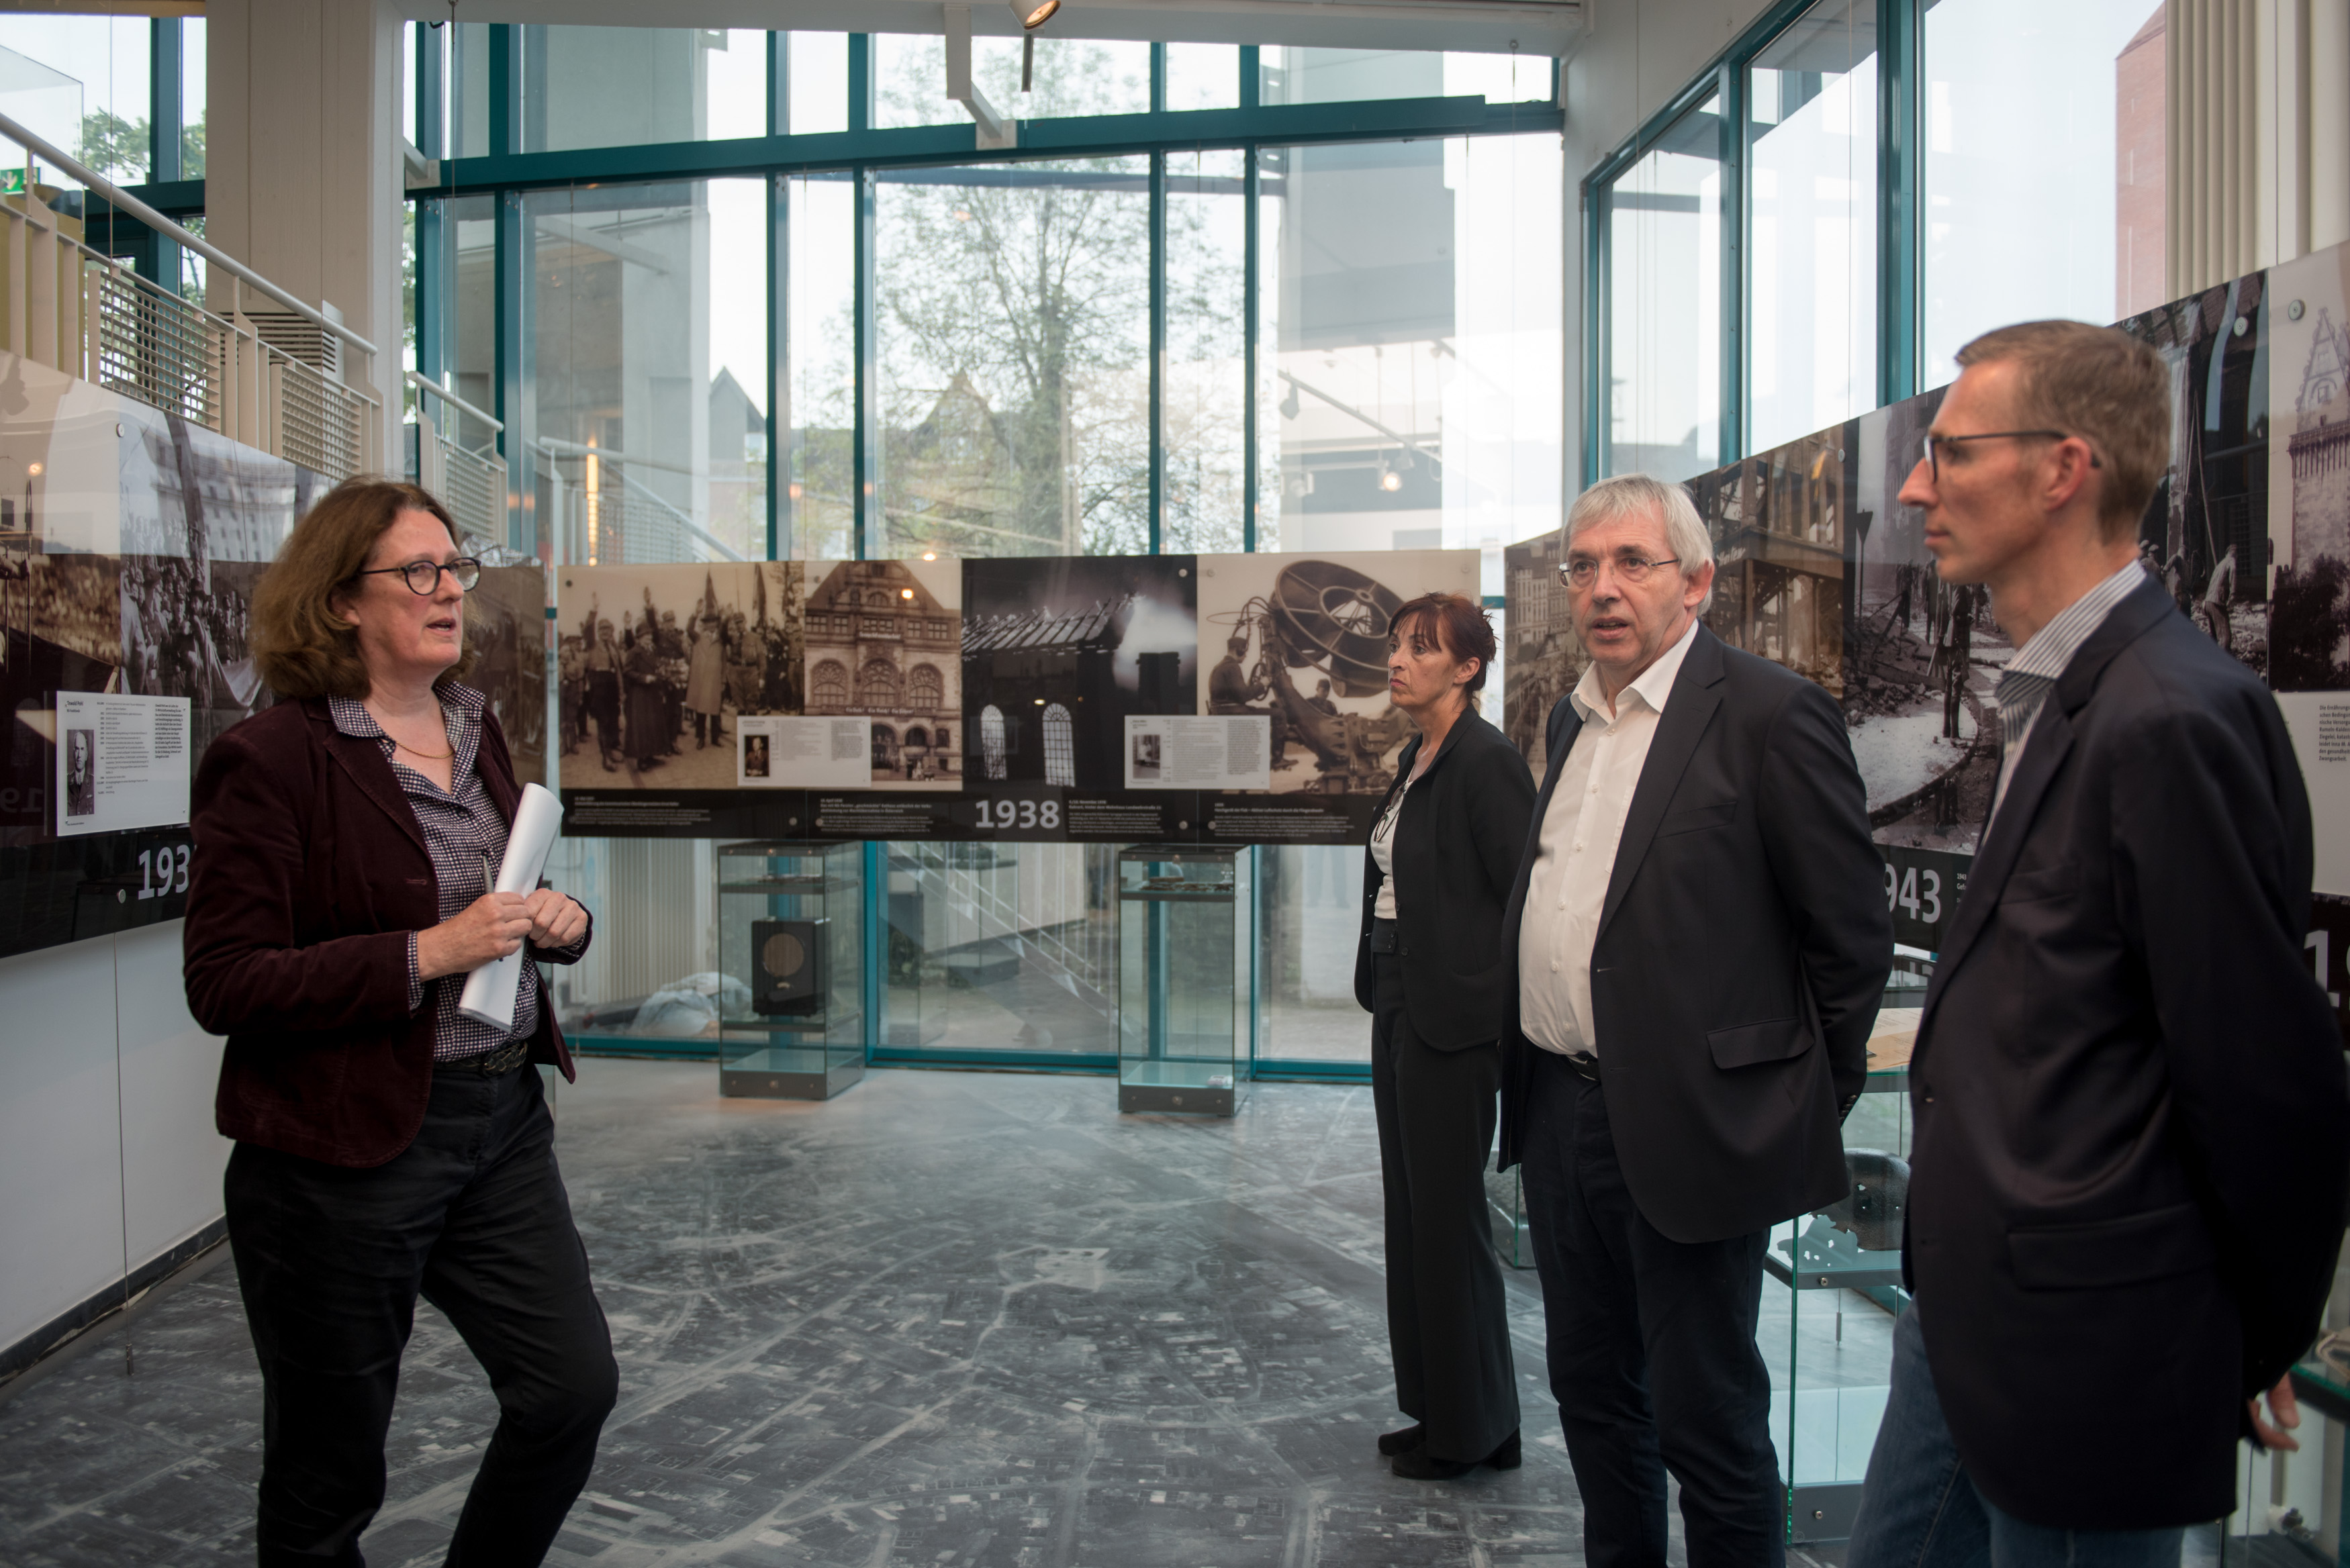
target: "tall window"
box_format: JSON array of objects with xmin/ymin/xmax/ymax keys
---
[
  {"xmin": 1920, "ymin": 0, "xmax": 2165, "ymax": 383},
  {"xmin": 906, "ymin": 663, "xmax": 943, "ymax": 709},
  {"xmin": 980, "ymin": 704, "xmax": 1007, "ymax": 780},
  {"xmin": 810, "ymin": 659, "xmax": 847, "ymax": 709},
  {"xmin": 857, "ymin": 658, "xmax": 900, "ymax": 709},
  {"xmin": 1603, "ymin": 100, "xmax": 1724, "ymax": 481},
  {"xmin": 1746, "ymin": 0, "xmax": 1879, "ymax": 452},
  {"xmin": 1042, "ymin": 703, "xmax": 1075, "ymax": 787}
]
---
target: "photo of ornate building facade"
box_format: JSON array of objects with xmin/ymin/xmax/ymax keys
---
[{"xmin": 803, "ymin": 558, "xmax": 963, "ymax": 787}]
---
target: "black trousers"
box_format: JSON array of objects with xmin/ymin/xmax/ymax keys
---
[
  {"xmin": 1518, "ymin": 1048, "xmax": 1781, "ymax": 1568},
  {"xmin": 224, "ymin": 1061, "xmax": 618, "ymax": 1567},
  {"xmin": 1370, "ymin": 948, "xmax": 1517, "ymax": 1461}
]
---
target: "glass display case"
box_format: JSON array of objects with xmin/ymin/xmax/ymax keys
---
[
  {"xmin": 715, "ymin": 840, "xmax": 865, "ymax": 1100},
  {"xmin": 1115, "ymin": 846, "xmax": 1259, "ymax": 1114},
  {"xmin": 1766, "ymin": 968, "xmax": 1923, "ymax": 1543}
]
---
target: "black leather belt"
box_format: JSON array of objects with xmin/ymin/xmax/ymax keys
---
[
  {"xmin": 1555, "ymin": 1048, "xmax": 1601, "ymax": 1082},
  {"xmin": 1368, "ymin": 918, "xmax": 1399, "ymax": 954},
  {"xmin": 440, "ymin": 1038, "xmax": 531, "ymax": 1077}
]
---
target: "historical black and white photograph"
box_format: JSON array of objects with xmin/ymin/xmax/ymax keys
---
[
  {"xmin": 1836, "ymin": 391, "xmax": 2013, "ymax": 854},
  {"xmin": 117, "ymin": 411, "xmax": 313, "ymax": 762},
  {"xmin": 1501, "ymin": 530, "xmax": 1587, "ymax": 785},
  {"xmin": 3, "ymin": 542, "xmax": 123, "ymax": 844},
  {"xmin": 2117, "ymin": 268, "xmax": 2273, "ymax": 678},
  {"xmin": 962, "ymin": 554, "xmax": 1195, "ymax": 790},
  {"xmin": 1688, "ymin": 426, "xmax": 1850, "ymax": 697},
  {"xmin": 62, "ymin": 728, "xmax": 95, "ymax": 819},
  {"xmin": 465, "ymin": 562, "xmax": 551, "ymax": 790},
  {"xmin": 1131, "ymin": 732, "xmax": 1162, "ymax": 781},
  {"xmin": 558, "ymin": 561, "xmax": 803, "ymax": 790},
  {"xmin": 804, "ymin": 558, "xmax": 959, "ymax": 787},
  {"xmin": 1194, "ymin": 548, "xmax": 1474, "ymax": 795},
  {"xmin": 2268, "ymin": 246, "xmax": 2350, "ymax": 691}
]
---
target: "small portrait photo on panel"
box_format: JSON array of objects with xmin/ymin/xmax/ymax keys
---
[
  {"xmin": 1131, "ymin": 731, "xmax": 1162, "ymax": 781},
  {"xmin": 64, "ymin": 728, "xmax": 96, "ymax": 818}
]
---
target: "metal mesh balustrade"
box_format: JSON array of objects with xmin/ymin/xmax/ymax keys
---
[
  {"xmin": 269, "ymin": 356, "xmax": 368, "ymax": 482},
  {"xmin": 85, "ymin": 260, "xmax": 219, "ymax": 428},
  {"xmin": 436, "ymin": 438, "xmax": 507, "ymax": 542}
]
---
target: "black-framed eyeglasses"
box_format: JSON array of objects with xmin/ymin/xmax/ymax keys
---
[
  {"xmin": 355, "ymin": 558, "xmax": 481, "ymax": 595},
  {"xmin": 1558, "ymin": 555, "xmax": 1681, "ymax": 589},
  {"xmin": 1921, "ymin": 430, "xmax": 2102, "ymax": 482}
]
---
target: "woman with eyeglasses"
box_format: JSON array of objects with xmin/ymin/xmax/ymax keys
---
[
  {"xmin": 183, "ymin": 478, "xmax": 614, "ymax": 1567},
  {"xmin": 1354, "ymin": 591, "xmax": 1537, "ymax": 1479}
]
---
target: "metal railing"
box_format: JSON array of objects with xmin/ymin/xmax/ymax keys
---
[
  {"xmin": 1, "ymin": 109, "xmax": 380, "ymax": 483},
  {"xmin": 407, "ymin": 372, "xmax": 508, "ymax": 542}
]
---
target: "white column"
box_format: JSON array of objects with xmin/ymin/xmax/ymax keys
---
[{"xmin": 204, "ymin": 0, "xmax": 404, "ymax": 470}]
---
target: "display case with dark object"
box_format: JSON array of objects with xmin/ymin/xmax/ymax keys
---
[
  {"xmin": 751, "ymin": 917, "xmax": 827, "ymax": 1015},
  {"xmin": 1115, "ymin": 846, "xmax": 1260, "ymax": 1115},
  {"xmin": 716, "ymin": 841, "xmax": 863, "ymax": 1099}
]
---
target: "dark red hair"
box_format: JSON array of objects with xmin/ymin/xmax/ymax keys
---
[{"xmin": 1390, "ymin": 591, "xmax": 1496, "ymax": 711}]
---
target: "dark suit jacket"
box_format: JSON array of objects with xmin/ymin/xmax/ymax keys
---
[
  {"xmin": 1352, "ymin": 709, "xmax": 1537, "ymax": 1048},
  {"xmin": 1906, "ymin": 578, "xmax": 2349, "ymax": 1530},
  {"xmin": 183, "ymin": 695, "xmax": 582, "ymax": 1169},
  {"xmin": 1497, "ymin": 627, "xmax": 1893, "ymax": 1244}
]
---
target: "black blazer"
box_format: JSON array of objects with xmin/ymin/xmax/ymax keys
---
[
  {"xmin": 1497, "ymin": 627, "xmax": 1892, "ymax": 1244},
  {"xmin": 1353, "ymin": 708, "xmax": 1536, "ymax": 1050},
  {"xmin": 1904, "ymin": 578, "xmax": 2349, "ymax": 1530}
]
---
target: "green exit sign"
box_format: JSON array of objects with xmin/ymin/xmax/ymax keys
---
[{"xmin": 0, "ymin": 168, "xmax": 26, "ymax": 197}]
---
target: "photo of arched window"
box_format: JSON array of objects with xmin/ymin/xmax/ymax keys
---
[
  {"xmin": 859, "ymin": 658, "xmax": 900, "ymax": 709},
  {"xmin": 1043, "ymin": 703, "xmax": 1075, "ymax": 787},
  {"xmin": 871, "ymin": 724, "xmax": 899, "ymax": 771},
  {"xmin": 810, "ymin": 659, "xmax": 848, "ymax": 709},
  {"xmin": 906, "ymin": 663, "xmax": 943, "ymax": 711},
  {"xmin": 980, "ymin": 705, "xmax": 1006, "ymax": 780}
]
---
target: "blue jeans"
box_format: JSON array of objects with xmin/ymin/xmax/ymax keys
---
[{"xmin": 1848, "ymin": 1308, "xmax": 2186, "ymax": 1568}]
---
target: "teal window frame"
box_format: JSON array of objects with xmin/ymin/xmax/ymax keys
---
[
  {"xmin": 412, "ymin": 32, "xmax": 1562, "ymax": 1083},
  {"xmin": 1585, "ymin": 0, "xmax": 1922, "ymax": 484}
]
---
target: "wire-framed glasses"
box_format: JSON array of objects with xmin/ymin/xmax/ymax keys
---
[
  {"xmin": 1558, "ymin": 554, "xmax": 1681, "ymax": 590},
  {"xmin": 355, "ymin": 558, "xmax": 483, "ymax": 595},
  {"xmin": 1920, "ymin": 430, "xmax": 2101, "ymax": 482}
]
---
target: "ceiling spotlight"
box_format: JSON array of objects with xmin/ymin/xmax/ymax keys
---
[
  {"xmin": 1278, "ymin": 385, "xmax": 1300, "ymax": 420},
  {"xmin": 1379, "ymin": 466, "xmax": 1403, "ymax": 493},
  {"xmin": 1012, "ymin": 0, "xmax": 1060, "ymax": 27}
]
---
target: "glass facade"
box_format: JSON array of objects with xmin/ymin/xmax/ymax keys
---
[
  {"xmin": 397, "ymin": 29, "xmax": 1563, "ymax": 1077},
  {"xmin": 1594, "ymin": 0, "xmax": 2170, "ymax": 481},
  {"xmin": 1746, "ymin": 1, "xmax": 1878, "ymax": 454},
  {"xmin": 1602, "ymin": 101, "xmax": 1725, "ymax": 481}
]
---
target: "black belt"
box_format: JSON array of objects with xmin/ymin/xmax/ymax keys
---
[
  {"xmin": 438, "ymin": 1038, "xmax": 532, "ymax": 1077},
  {"xmin": 1542, "ymin": 1046, "xmax": 1601, "ymax": 1082},
  {"xmin": 1368, "ymin": 918, "xmax": 1399, "ymax": 954}
]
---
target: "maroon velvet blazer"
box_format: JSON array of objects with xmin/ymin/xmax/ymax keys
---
[{"xmin": 184, "ymin": 694, "xmax": 579, "ymax": 1168}]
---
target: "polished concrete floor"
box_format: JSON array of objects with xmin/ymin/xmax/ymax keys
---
[{"xmin": 0, "ymin": 1063, "xmax": 1630, "ymax": 1567}]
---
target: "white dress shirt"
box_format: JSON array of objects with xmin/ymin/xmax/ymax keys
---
[
  {"xmin": 1985, "ymin": 559, "xmax": 2146, "ymax": 826},
  {"xmin": 1517, "ymin": 617, "xmax": 1702, "ymax": 1058}
]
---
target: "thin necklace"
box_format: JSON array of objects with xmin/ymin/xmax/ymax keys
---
[{"xmin": 395, "ymin": 737, "xmax": 455, "ymax": 761}]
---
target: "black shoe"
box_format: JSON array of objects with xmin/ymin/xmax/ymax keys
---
[
  {"xmin": 1391, "ymin": 1429, "xmax": 1519, "ymax": 1481},
  {"xmin": 1377, "ymin": 1423, "xmax": 1425, "ymax": 1457}
]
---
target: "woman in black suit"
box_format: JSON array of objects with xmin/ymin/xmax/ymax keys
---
[{"xmin": 1356, "ymin": 591, "xmax": 1538, "ymax": 1479}]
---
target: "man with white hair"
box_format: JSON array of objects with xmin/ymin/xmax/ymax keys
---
[{"xmin": 1498, "ymin": 473, "xmax": 1892, "ymax": 1568}]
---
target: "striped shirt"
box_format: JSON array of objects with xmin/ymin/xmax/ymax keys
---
[
  {"xmin": 1987, "ymin": 560, "xmax": 2148, "ymax": 826},
  {"xmin": 329, "ymin": 685, "xmax": 567, "ymax": 1061}
]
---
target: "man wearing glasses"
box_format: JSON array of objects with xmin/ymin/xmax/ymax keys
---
[
  {"xmin": 1498, "ymin": 473, "xmax": 1891, "ymax": 1568},
  {"xmin": 1846, "ymin": 320, "xmax": 2348, "ymax": 1567}
]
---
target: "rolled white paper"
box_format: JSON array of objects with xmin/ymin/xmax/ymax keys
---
[{"xmin": 457, "ymin": 782, "xmax": 565, "ymax": 1031}]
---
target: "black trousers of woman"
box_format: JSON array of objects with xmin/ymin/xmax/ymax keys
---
[
  {"xmin": 1370, "ymin": 943, "xmax": 1518, "ymax": 1461},
  {"xmin": 225, "ymin": 1059, "xmax": 618, "ymax": 1567}
]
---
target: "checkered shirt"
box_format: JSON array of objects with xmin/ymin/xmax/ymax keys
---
[
  {"xmin": 329, "ymin": 685, "xmax": 567, "ymax": 1061},
  {"xmin": 1987, "ymin": 560, "xmax": 2148, "ymax": 827}
]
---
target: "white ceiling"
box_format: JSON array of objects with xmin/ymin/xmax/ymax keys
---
[{"xmin": 382, "ymin": 0, "xmax": 1587, "ymax": 57}]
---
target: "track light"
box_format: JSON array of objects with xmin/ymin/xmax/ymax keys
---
[
  {"xmin": 1379, "ymin": 465, "xmax": 1403, "ymax": 493},
  {"xmin": 1012, "ymin": 0, "xmax": 1059, "ymax": 26},
  {"xmin": 1278, "ymin": 385, "xmax": 1300, "ymax": 420}
]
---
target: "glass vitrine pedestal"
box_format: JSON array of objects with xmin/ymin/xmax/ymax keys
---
[
  {"xmin": 1116, "ymin": 846, "xmax": 1256, "ymax": 1116},
  {"xmin": 716, "ymin": 840, "xmax": 864, "ymax": 1101},
  {"xmin": 1767, "ymin": 974, "xmax": 1922, "ymax": 1544}
]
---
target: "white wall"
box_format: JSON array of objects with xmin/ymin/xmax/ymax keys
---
[{"xmin": 0, "ymin": 924, "xmax": 230, "ymax": 1363}]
